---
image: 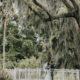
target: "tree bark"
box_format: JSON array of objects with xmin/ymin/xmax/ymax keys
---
[{"xmin": 2, "ymin": 16, "xmax": 6, "ymax": 69}]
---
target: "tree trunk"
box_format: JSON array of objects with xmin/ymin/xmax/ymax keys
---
[{"xmin": 2, "ymin": 17, "xmax": 6, "ymax": 69}]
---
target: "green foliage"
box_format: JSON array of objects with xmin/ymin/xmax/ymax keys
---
[
  {"xmin": 17, "ymin": 56, "xmax": 41, "ymax": 68},
  {"xmin": 11, "ymin": 15, "xmax": 19, "ymax": 22},
  {"xmin": 6, "ymin": 61, "xmax": 15, "ymax": 69},
  {"xmin": 22, "ymin": 40, "xmax": 35, "ymax": 58},
  {"xmin": 0, "ymin": 14, "xmax": 42, "ymax": 68}
]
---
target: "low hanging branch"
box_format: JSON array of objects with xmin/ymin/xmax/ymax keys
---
[
  {"xmin": 61, "ymin": 0, "xmax": 74, "ymax": 11},
  {"xmin": 28, "ymin": 0, "xmax": 75, "ymax": 22},
  {"xmin": 33, "ymin": 0, "xmax": 53, "ymax": 21},
  {"xmin": 70, "ymin": 0, "xmax": 79, "ymax": 10},
  {"xmin": 28, "ymin": 6, "xmax": 47, "ymax": 21},
  {"xmin": 28, "ymin": 6, "xmax": 52, "ymax": 22},
  {"xmin": 32, "ymin": 0, "xmax": 80, "ymax": 27}
]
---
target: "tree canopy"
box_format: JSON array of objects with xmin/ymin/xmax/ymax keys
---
[{"xmin": 0, "ymin": 0, "xmax": 80, "ymax": 69}]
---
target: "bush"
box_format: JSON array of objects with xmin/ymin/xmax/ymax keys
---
[
  {"xmin": 0, "ymin": 69, "xmax": 13, "ymax": 80},
  {"xmin": 6, "ymin": 61, "xmax": 16, "ymax": 69},
  {"xmin": 17, "ymin": 56, "xmax": 41, "ymax": 68}
]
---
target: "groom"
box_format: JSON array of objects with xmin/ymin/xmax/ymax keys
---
[{"xmin": 50, "ymin": 61, "xmax": 55, "ymax": 80}]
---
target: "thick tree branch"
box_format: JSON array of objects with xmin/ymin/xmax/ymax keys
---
[
  {"xmin": 28, "ymin": 5, "xmax": 75, "ymax": 22},
  {"xmin": 62, "ymin": 0, "xmax": 74, "ymax": 11},
  {"xmin": 51, "ymin": 12, "xmax": 74, "ymax": 20},
  {"xmin": 70, "ymin": 0, "xmax": 79, "ymax": 10},
  {"xmin": 28, "ymin": 6, "xmax": 42, "ymax": 19},
  {"xmin": 33, "ymin": 0, "xmax": 53, "ymax": 20},
  {"xmin": 31, "ymin": 0, "xmax": 79, "ymax": 28},
  {"xmin": 28, "ymin": 6, "xmax": 51, "ymax": 22},
  {"xmin": 31, "ymin": 0, "xmax": 79, "ymax": 25},
  {"xmin": 33, "ymin": 0, "xmax": 76, "ymax": 20}
]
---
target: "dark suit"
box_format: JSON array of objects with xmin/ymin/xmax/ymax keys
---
[{"xmin": 50, "ymin": 64, "xmax": 54, "ymax": 80}]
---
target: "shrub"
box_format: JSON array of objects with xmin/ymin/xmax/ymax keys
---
[
  {"xmin": 17, "ymin": 56, "xmax": 41, "ymax": 68},
  {"xmin": 6, "ymin": 61, "xmax": 17, "ymax": 69}
]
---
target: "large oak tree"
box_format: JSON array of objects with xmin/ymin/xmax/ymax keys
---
[
  {"xmin": 28, "ymin": 0, "xmax": 80, "ymax": 68},
  {"xmin": 30, "ymin": 0, "xmax": 80, "ymax": 28}
]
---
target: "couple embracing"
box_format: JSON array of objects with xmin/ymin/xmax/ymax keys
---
[{"xmin": 45, "ymin": 61, "xmax": 55, "ymax": 80}]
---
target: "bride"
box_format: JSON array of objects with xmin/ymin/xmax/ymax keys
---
[{"xmin": 43, "ymin": 62, "xmax": 51, "ymax": 80}]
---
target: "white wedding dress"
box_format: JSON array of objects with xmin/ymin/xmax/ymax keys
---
[
  {"xmin": 43, "ymin": 63, "xmax": 51, "ymax": 80},
  {"xmin": 44, "ymin": 69, "xmax": 51, "ymax": 80}
]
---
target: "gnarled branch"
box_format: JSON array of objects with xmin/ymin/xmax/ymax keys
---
[
  {"xmin": 62, "ymin": 0, "xmax": 74, "ymax": 11},
  {"xmin": 28, "ymin": 5, "xmax": 51, "ymax": 22},
  {"xmin": 33, "ymin": 0, "xmax": 53, "ymax": 20},
  {"xmin": 70, "ymin": 0, "xmax": 79, "ymax": 10},
  {"xmin": 32, "ymin": 0, "xmax": 76, "ymax": 19},
  {"xmin": 28, "ymin": 5, "xmax": 75, "ymax": 22},
  {"xmin": 51, "ymin": 12, "xmax": 74, "ymax": 20}
]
